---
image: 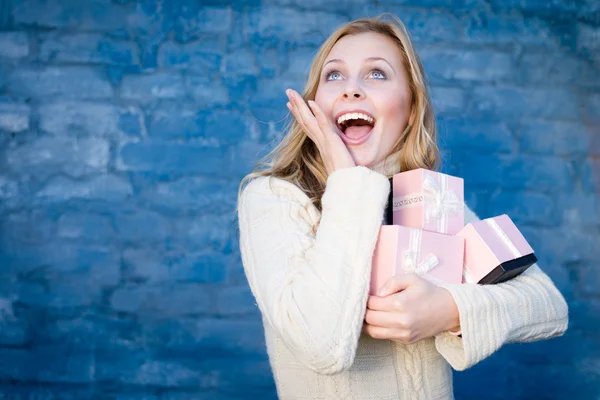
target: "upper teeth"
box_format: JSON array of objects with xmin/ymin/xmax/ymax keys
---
[{"xmin": 337, "ymin": 113, "xmax": 374, "ymax": 125}]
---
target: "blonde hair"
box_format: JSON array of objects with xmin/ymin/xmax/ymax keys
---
[{"xmin": 237, "ymin": 13, "xmax": 439, "ymax": 213}]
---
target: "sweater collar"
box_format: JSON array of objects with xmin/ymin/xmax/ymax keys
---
[{"xmin": 368, "ymin": 148, "xmax": 403, "ymax": 178}]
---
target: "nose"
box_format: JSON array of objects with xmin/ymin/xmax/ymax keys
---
[{"xmin": 342, "ymin": 80, "xmax": 365, "ymax": 99}]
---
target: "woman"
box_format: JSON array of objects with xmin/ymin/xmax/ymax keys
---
[{"xmin": 236, "ymin": 14, "xmax": 568, "ymax": 399}]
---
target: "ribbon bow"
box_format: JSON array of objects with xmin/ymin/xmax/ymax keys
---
[
  {"xmin": 423, "ymin": 175, "xmax": 463, "ymax": 231},
  {"xmin": 403, "ymin": 250, "xmax": 439, "ymax": 275},
  {"xmin": 402, "ymin": 228, "xmax": 439, "ymax": 276}
]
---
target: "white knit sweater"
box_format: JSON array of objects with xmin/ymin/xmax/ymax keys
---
[{"xmin": 237, "ymin": 152, "xmax": 569, "ymax": 400}]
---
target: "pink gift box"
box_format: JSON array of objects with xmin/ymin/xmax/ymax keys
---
[
  {"xmin": 370, "ymin": 225, "xmax": 464, "ymax": 295},
  {"xmin": 457, "ymin": 214, "xmax": 538, "ymax": 284},
  {"xmin": 391, "ymin": 169, "xmax": 464, "ymax": 235}
]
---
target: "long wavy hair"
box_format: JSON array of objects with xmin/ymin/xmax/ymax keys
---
[{"xmin": 237, "ymin": 14, "xmax": 440, "ymax": 214}]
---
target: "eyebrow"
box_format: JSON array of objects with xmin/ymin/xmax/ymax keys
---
[{"xmin": 323, "ymin": 57, "xmax": 393, "ymax": 69}]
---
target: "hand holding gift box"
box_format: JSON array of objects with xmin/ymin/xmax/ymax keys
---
[
  {"xmin": 369, "ymin": 225, "xmax": 464, "ymax": 295},
  {"xmin": 457, "ymin": 214, "xmax": 538, "ymax": 284}
]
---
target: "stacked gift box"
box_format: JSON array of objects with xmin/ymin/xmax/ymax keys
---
[{"xmin": 370, "ymin": 168, "xmax": 538, "ymax": 295}]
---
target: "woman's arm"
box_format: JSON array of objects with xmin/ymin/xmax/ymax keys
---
[
  {"xmin": 238, "ymin": 166, "xmax": 390, "ymax": 375},
  {"xmin": 434, "ymin": 205, "xmax": 569, "ymax": 371}
]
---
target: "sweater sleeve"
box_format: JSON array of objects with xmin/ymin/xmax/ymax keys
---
[
  {"xmin": 434, "ymin": 205, "xmax": 569, "ymax": 371},
  {"xmin": 237, "ymin": 166, "xmax": 390, "ymax": 375}
]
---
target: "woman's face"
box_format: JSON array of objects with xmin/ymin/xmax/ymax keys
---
[{"xmin": 314, "ymin": 32, "xmax": 412, "ymax": 167}]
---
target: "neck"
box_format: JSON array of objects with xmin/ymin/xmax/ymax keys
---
[{"xmin": 369, "ymin": 148, "xmax": 402, "ymax": 177}]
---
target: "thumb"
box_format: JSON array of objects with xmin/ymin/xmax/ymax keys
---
[{"xmin": 378, "ymin": 274, "xmax": 418, "ymax": 297}]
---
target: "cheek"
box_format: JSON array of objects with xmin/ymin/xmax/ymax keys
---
[
  {"xmin": 314, "ymin": 88, "xmax": 336, "ymax": 112},
  {"xmin": 383, "ymin": 92, "xmax": 411, "ymax": 126}
]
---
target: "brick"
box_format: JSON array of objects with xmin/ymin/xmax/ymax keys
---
[
  {"xmin": 0, "ymin": 320, "xmax": 27, "ymax": 346},
  {"xmin": 0, "ymin": 101, "xmax": 30, "ymax": 132},
  {"xmin": 487, "ymin": 191, "xmax": 557, "ymax": 226},
  {"xmin": 222, "ymin": 48, "xmax": 259, "ymax": 78},
  {"xmin": 1, "ymin": 210, "xmax": 55, "ymax": 246},
  {"xmin": 6, "ymin": 136, "xmax": 109, "ymax": 178},
  {"xmin": 185, "ymin": 75, "xmax": 229, "ymax": 107},
  {"xmin": 36, "ymin": 314, "xmax": 139, "ymax": 349},
  {"xmin": 121, "ymin": 72, "xmax": 186, "ymax": 102},
  {"xmin": 117, "ymin": 142, "xmax": 227, "ymax": 174},
  {"xmin": 39, "ymin": 33, "xmax": 138, "ymax": 65},
  {"xmin": 202, "ymin": 109, "xmax": 250, "ymax": 144},
  {"xmin": 36, "ymin": 175, "xmax": 133, "ymax": 202},
  {"xmin": 0, "ymin": 176, "xmax": 21, "ymax": 209},
  {"xmin": 557, "ymin": 192, "xmax": 600, "ymax": 229},
  {"xmin": 517, "ymin": 52, "xmax": 598, "ymax": 88},
  {"xmin": 110, "ymin": 283, "xmax": 212, "ymax": 316},
  {"xmin": 454, "ymin": 153, "xmax": 504, "ymax": 187},
  {"xmin": 173, "ymin": 214, "xmax": 235, "ymax": 253},
  {"xmin": 144, "ymin": 317, "xmax": 266, "ymax": 357},
  {"xmin": 282, "ymin": 46, "xmax": 315, "ymax": 81},
  {"xmin": 518, "ymin": 120, "xmax": 590, "ymax": 155},
  {"xmin": 57, "ymin": 212, "xmax": 114, "ymax": 242},
  {"xmin": 437, "ymin": 117, "xmax": 513, "ymax": 153},
  {"xmin": 470, "ymin": 86, "xmax": 579, "ymax": 120},
  {"xmin": 39, "ymin": 102, "xmax": 143, "ymax": 138},
  {"xmin": 213, "ymin": 285, "xmax": 260, "ymax": 316},
  {"xmin": 142, "ymin": 177, "xmax": 238, "ymax": 214},
  {"xmin": 229, "ymin": 140, "xmax": 276, "ymax": 178},
  {"xmin": 93, "ymin": 347, "xmax": 205, "ymax": 387},
  {"xmin": 13, "ymin": 0, "xmax": 128, "ymax": 30},
  {"xmin": 123, "ymin": 247, "xmax": 169, "ymax": 282},
  {"xmin": 421, "ymin": 48, "xmax": 513, "ymax": 83},
  {"xmin": 147, "ymin": 103, "xmax": 203, "ymax": 139},
  {"xmin": 429, "ymin": 87, "xmax": 467, "ymax": 116},
  {"xmin": 19, "ymin": 279, "xmax": 101, "ymax": 309},
  {"xmin": 114, "ymin": 210, "xmax": 169, "ymax": 243},
  {"xmin": 361, "ymin": 7, "xmax": 460, "ymax": 44},
  {"xmin": 168, "ymin": 251, "xmax": 229, "ymax": 283},
  {"xmin": 158, "ymin": 40, "xmax": 222, "ymax": 72},
  {"xmin": 501, "ymin": 156, "xmax": 573, "ymax": 192},
  {"xmin": 463, "ymin": 13, "xmax": 557, "ymax": 47},
  {"xmin": 248, "ymin": 76, "xmax": 297, "ymax": 122},
  {"xmin": 0, "ymin": 32, "xmax": 29, "ymax": 58},
  {"xmin": 577, "ymin": 22, "xmax": 600, "ymax": 65},
  {"xmin": 173, "ymin": 6, "xmax": 232, "ymax": 40},
  {"xmin": 580, "ymin": 159, "xmax": 599, "ymax": 194},
  {"xmin": 583, "ymin": 92, "xmax": 600, "ymax": 125},
  {"xmin": 0, "ymin": 347, "xmax": 95, "ymax": 383},
  {"xmin": 244, "ymin": 7, "xmax": 347, "ymax": 47},
  {"xmin": 8, "ymin": 67, "xmax": 113, "ymax": 99}
]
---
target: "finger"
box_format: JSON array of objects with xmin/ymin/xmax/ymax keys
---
[
  {"xmin": 287, "ymin": 97, "xmax": 308, "ymax": 131},
  {"xmin": 377, "ymin": 274, "xmax": 419, "ymax": 297},
  {"xmin": 290, "ymin": 90, "xmax": 319, "ymax": 131},
  {"xmin": 363, "ymin": 324, "xmax": 395, "ymax": 340},
  {"xmin": 366, "ymin": 295, "xmax": 392, "ymax": 311},
  {"xmin": 364, "ymin": 309, "xmax": 402, "ymax": 328},
  {"xmin": 308, "ymin": 100, "xmax": 337, "ymax": 137}
]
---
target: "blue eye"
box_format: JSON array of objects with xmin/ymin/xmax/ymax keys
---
[
  {"xmin": 326, "ymin": 71, "xmax": 342, "ymax": 81},
  {"xmin": 325, "ymin": 69, "xmax": 387, "ymax": 81},
  {"xmin": 371, "ymin": 69, "xmax": 386, "ymax": 79}
]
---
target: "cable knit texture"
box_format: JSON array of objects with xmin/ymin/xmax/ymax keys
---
[{"xmin": 237, "ymin": 151, "xmax": 569, "ymax": 399}]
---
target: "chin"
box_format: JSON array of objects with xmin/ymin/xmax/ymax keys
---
[{"xmin": 346, "ymin": 147, "xmax": 378, "ymax": 167}]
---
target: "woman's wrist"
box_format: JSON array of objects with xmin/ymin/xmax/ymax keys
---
[{"xmin": 439, "ymin": 287, "xmax": 461, "ymax": 333}]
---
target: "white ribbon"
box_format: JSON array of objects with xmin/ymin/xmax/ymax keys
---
[
  {"xmin": 402, "ymin": 229, "xmax": 439, "ymax": 276},
  {"xmin": 485, "ymin": 218, "xmax": 522, "ymax": 258},
  {"xmin": 423, "ymin": 175, "xmax": 463, "ymax": 234}
]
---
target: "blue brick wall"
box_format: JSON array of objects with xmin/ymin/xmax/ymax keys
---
[{"xmin": 0, "ymin": 0, "xmax": 597, "ymax": 398}]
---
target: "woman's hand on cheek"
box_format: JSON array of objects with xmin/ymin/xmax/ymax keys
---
[
  {"xmin": 362, "ymin": 274, "xmax": 461, "ymax": 345},
  {"xmin": 285, "ymin": 88, "xmax": 355, "ymax": 174}
]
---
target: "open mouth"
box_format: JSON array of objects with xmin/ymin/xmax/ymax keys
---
[{"xmin": 336, "ymin": 114, "xmax": 376, "ymax": 143}]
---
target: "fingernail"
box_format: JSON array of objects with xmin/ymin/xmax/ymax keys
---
[{"xmin": 378, "ymin": 288, "xmax": 386, "ymax": 296}]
